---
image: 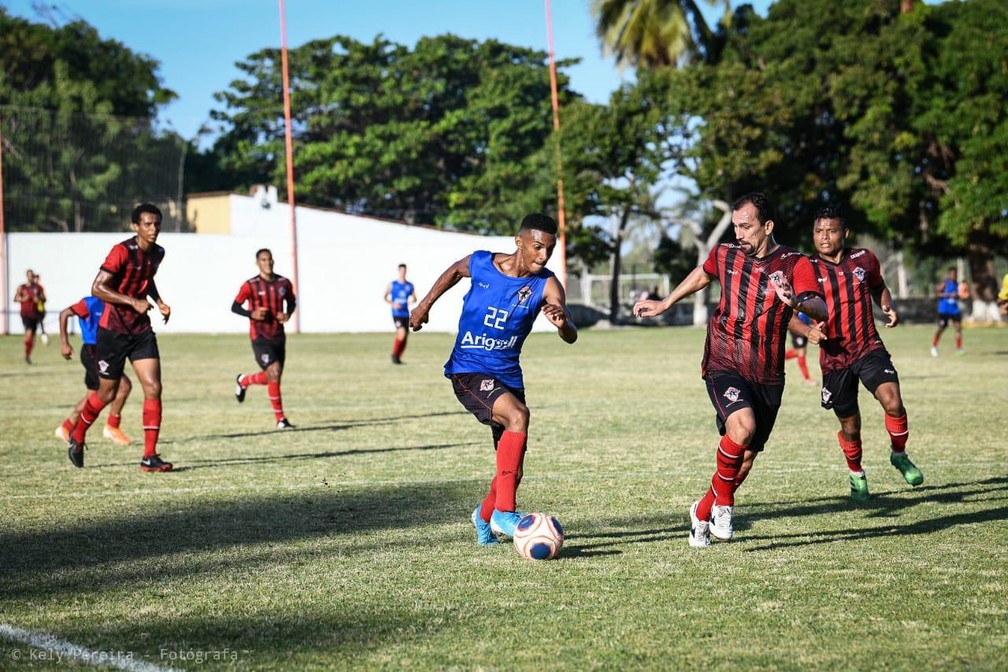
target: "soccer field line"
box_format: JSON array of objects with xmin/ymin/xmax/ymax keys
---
[{"xmin": 0, "ymin": 623, "xmax": 180, "ymax": 672}]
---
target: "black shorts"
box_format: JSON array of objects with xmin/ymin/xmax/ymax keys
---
[
  {"xmin": 450, "ymin": 373, "xmax": 526, "ymax": 428},
  {"xmin": 21, "ymin": 316, "xmax": 39, "ymax": 332},
  {"xmin": 791, "ymin": 333, "xmax": 808, "ymax": 349},
  {"xmin": 80, "ymin": 344, "xmax": 100, "ymax": 390},
  {"xmin": 393, "ymin": 316, "xmax": 410, "ymax": 329},
  {"xmin": 95, "ymin": 328, "xmax": 159, "ymax": 380},
  {"xmin": 704, "ymin": 371, "xmax": 784, "ymax": 454},
  {"xmin": 937, "ymin": 313, "xmax": 961, "ymax": 328},
  {"xmin": 252, "ymin": 336, "xmax": 286, "ymax": 370},
  {"xmin": 821, "ymin": 348, "xmax": 899, "ymax": 418}
]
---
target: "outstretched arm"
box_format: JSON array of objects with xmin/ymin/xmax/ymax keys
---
[
  {"xmin": 634, "ymin": 266, "xmax": 712, "ymax": 318},
  {"xmin": 409, "ymin": 256, "xmax": 471, "ymax": 332},
  {"xmin": 58, "ymin": 306, "xmax": 76, "ymax": 360},
  {"xmin": 540, "ymin": 276, "xmax": 577, "ymax": 344}
]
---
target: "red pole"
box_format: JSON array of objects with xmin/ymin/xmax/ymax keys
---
[
  {"xmin": 0, "ymin": 119, "xmax": 8, "ymax": 335},
  {"xmin": 544, "ymin": 0, "xmax": 568, "ymax": 290},
  {"xmin": 279, "ymin": 0, "xmax": 300, "ymax": 332}
]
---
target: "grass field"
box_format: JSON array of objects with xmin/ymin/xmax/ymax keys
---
[{"xmin": 1, "ymin": 324, "xmax": 1007, "ymax": 671}]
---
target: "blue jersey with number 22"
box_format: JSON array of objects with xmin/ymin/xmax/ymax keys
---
[{"xmin": 444, "ymin": 250, "xmax": 552, "ymax": 389}]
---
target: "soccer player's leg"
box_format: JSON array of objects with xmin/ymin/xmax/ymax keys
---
[
  {"xmin": 866, "ymin": 358, "xmax": 922, "ymax": 487},
  {"xmin": 130, "ymin": 333, "xmax": 172, "ymax": 472},
  {"xmin": 69, "ymin": 330, "xmax": 126, "ymax": 467},
  {"xmin": 102, "ymin": 357, "xmax": 133, "ymax": 446},
  {"xmin": 822, "ymin": 368, "xmax": 868, "ymax": 499}
]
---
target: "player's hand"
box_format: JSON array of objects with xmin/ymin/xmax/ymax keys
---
[
  {"xmin": 276, "ymin": 312, "xmax": 289, "ymax": 323},
  {"xmin": 633, "ymin": 299, "xmax": 663, "ymax": 318},
  {"xmin": 251, "ymin": 307, "xmax": 269, "ymax": 321},
  {"xmin": 770, "ymin": 272, "xmax": 796, "ymax": 307},
  {"xmin": 409, "ymin": 307, "xmax": 429, "ymax": 332},
  {"xmin": 61, "ymin": 342, "xmax": 73, "ymax": 360},
  {"xmin": 158, "ymin": 302, "xmax": 171, "ymax": 324},
  {"xmin": 133, "ymin": 297, "xmax": 153, "ymax": 314},
  {"xmin": 540, "ymin": 303, "xmax": 568, "ymax": 328},
  {"xmin": 806, "ymin": 321, "xmax": 826, "ymax": 345},
  {"xmin": 881, "ymin": 304, "xmax": 899, "ymax": 328}
]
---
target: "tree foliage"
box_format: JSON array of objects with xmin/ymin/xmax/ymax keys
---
[{"xmin": 206, "ymin": 34, "xmax": 578, "ymax": 234}]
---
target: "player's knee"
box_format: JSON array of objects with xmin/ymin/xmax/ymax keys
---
[{"xmin": 502, "ymin": 406, "xmax": 530, "ymax": 432}]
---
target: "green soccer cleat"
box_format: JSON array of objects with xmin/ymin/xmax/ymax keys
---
[
  {"xmin": 849, "ymin": 472, "xmax": 870, "ymax": 501},
  {"xmin": 890, "ymin": 452, "xmax": 924, "ymax": 486}
]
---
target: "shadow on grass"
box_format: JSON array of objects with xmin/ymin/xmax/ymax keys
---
[
  {"xmin": 740, "ymin": 476, "xmax": 1008, "ymax": 551},
  {"xmin": 179, "ymin": 410, "xmax": 469, "ymax": 442},
  {"xmin": 0, "ymin": 480, "xmax": 480, "ymax": 601}
]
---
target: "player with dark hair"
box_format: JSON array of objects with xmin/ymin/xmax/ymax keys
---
[
  {"xmin": 56, "ymin": 296, "xmax": 134, "ymax": 446},
  {"xmin": 800, "ymin": 206, "xmax": 922, "ymax": 500},
  {"xmin": 931, "ymin": 267, "xmax": 964, "ymax": 356},
  {"xmin": 634, "ymin": 193, "xmax": 827, "ymax": 548},
  {"xmin": 410, "ymin": 213, "xmax": 577, "ymax": 545},
  {"xmin": 384, "ymin": 263, "xmax": 416, "ymax": 364},
  {"xmin": 232, "ymin": 248, "xmax": 297, "ymax": 429},
  {"xmin": 13, "ymin": 269, "xmax": 47, "ymax": 364},
  {"xmin": 67, "ymin": 203, "xmax": 174, "ymax": 472}
]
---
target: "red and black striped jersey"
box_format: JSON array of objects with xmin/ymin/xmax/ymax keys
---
[
  {"xmin": 98, "ymin": 237, "xmax": 165, "ymax": 334},
  {"xmin": 234, "ymin": 274, "xmax": 296, "ymax": 340},
  {"xmin": 701, "ymin": 243, "xmax": 821, "ymax": 384},
  {"xmin": 810, "ymin": 248, "xmax": 886, "ymax": 373}
]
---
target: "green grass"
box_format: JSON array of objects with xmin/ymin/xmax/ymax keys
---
[{"xmin": 1, "ymin": 325, "xmax": 1007, "ymax": 670}]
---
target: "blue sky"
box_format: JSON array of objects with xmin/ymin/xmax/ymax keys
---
[{"xmin": 1, "ymin": 0, "xmax": 774, "ymax": 142}]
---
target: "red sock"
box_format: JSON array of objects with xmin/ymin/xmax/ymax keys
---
[
  {"xmin": 142, "ymin": 399, "xmax": 162, "ymax": 458},
  {"xmin": 73, "ymin": 392, "xmax": 107, "ymax": 443},
  {"xmin": 696, "ymin": 488, "xmax": 716, "ymax": 522},
  {"xmin": 267, "ymin": 382, "xmax": 285, "ymax": 421},
  {"xmin": 785, "ymin": 349, "xmax": 797, "ymax": 360},
  {"xmin": 241, "ymin": 371, "xmax": 267, "ymax": 387},
  {"xmin": 24, "ymin": 334, "xmax": 34, "ymax": 358},
  {"xmin": 107, "ymin": 413, "xmax": 121, "ymax": 429},
  {"xmin": 797, "ymin": 355, "xmax": 811, "ymax": 380},
  {"xmin": 932, "ymin": 334, "xmax": 940, "ymax": 347},
  {"xmin": 493, "ymin": 431, "xmax": 527, "ymax": 512},
  {"xmin": 479, "ymin": 476, "xmax": 497, "ymax": 522},
  {"xmin": 838, "ymin": 431, "xmax": 863, "ymax": 472},
  {"xmin": 697, "ymin": 436, "xmax": 746, "ymax": 520},
  {"xmin": 885, "ymin": 413, "xmax": 909, "ymax": 452},
  {"xmin": 62, "ymin": 418, "xmax": 74, "ymax": 435},
  {"xmin": 392, "ymin": 338, "xmax": 404, "ymax": 357},
  {"xmin": 955, "ymin": 334, "xmax": 962, "ymax": 349}
]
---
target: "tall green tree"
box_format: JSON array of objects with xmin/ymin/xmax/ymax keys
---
[
  {"xmin": 207, "ymin": 34, "xmax": 577, "ymax": 233},
  {"xmin": 591, "ymin": 0, "xmax": 731, "ymax": 67}
]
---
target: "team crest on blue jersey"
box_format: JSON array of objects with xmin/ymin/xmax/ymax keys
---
[
  {"xmin": 723, "ymin": 387, "xmax": 741, "ymax": 403},
  {"xmin": 480, "ymin": 379, "xmax": 495, "ymax": 392},
  {"xmin": 516, "ymin": 285, "xmax": 532, "ymax": 306},
  {"xmin": 853, "ymin": 267, "xmax": 866, "ymax": 282}
]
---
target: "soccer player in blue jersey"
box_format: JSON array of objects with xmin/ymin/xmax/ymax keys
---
[
  {"xmin": 383, "ymin": 263, "xmax": 416, "ymax": 364},
  {"xmin": 56, "ymin": 296, "xmax": 134, "ymax": 446},
  {"xmin": 634, "ymin": 193, "xmax": 827, "ymax": 548},
  {"xmin": 931, "ymin": 267, "xmax": 964, "ymax": 356},
  {"xmin": 409, "ymin": 213, "xmax": 577, "ymax": 545}
]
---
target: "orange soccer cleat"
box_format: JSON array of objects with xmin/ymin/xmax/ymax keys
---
[{"xmin": 102, "ymin": 425, "xmax": 134, "ymax": 446}]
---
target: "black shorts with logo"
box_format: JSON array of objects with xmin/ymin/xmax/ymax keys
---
[
  {"xmin": 937, "ymin": 313, "xmax": 961, "ymax": 329},
  {"xmin": 80, "ymin": 344, "xmax": 100, "ymax": 390},
  {"xmin": 450, "ymin": 372, "xmax": 526, "ymax": 428},
  {"xmin": 791, "ymin": 332, "xmax": 808, "ymax": 349},
  {"xmin": 393, "ymin": 316, "xmax": 410, "ymax": 329},
  {"xmin": 251, "ymin": 336, "xmax": 286, "ymax": 370},
  {"xmin": 21, "ymin": 315, "xmax": 39, "ymax": 332},
  {"xmin": 821, "ymin": 348, "xmax": 899, "ymax": 418},
  {"xmin": 95, "ymin": 328, "xmax": 159, "ymax": 380},
  {"xmin": 704, "ymin": 370, "xmax": 784, "ymax": 454}
]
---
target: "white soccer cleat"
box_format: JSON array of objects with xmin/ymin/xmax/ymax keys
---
[
  {"xmin": 930, "ymin": 346, "xmax": 938, "ymax": 358},
  {"xmin": 688, "ymin": 500, "xmax": 711, "ymax": 548},
  {"xmin": 710, "ymin": 504, "xmax": 734, "ymax": 541}
]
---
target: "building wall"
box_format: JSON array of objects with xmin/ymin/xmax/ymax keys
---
[
  {"xmin": 4, "ymin": 196, "xmax": 558, "ymax": 335},
  {"xmin": 186, "ymin": 192, "xmax": 234, "ymax": 234}
]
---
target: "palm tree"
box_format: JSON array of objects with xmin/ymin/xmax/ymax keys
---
[{"xmin": 591, "ymin": 0, "xmax": 731, "ymax": 68}]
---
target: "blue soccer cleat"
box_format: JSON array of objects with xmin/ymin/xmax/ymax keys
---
[
  {"xmin": 490, "ymin": 509, "xmax": 524, "ymax": 539},
  {"xmin": 471, "ymin": 507, "xmax": 498, "ymax": 546}
]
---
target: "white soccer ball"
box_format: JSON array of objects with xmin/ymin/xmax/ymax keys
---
[{"xmin": 512, "ymin": 512, "xmax": 564, "ymax": 560}]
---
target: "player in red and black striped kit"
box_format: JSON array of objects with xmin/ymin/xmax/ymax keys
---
[
  {"xmin": 67, "ymin": 203, "xmax": 174, "ymax": 472},
  {"xmin": 634, "ymin": 193, "xmax": 827, "ymax": 548},
  {"xmin": 232, "ymin": 248, "xmax": 297, "ymax": 429},
  {"xmin": 797, "ymin": 207, "xmax": 923, "ymax": 501}
]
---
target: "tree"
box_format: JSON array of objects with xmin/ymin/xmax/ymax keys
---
[
  {"xmin": 207, "ymin": 34, "xmax": 578, "ymax": 233},
  {"xmin": 591, "ymin": 0, "xmax": 731, "ymax": 67}
]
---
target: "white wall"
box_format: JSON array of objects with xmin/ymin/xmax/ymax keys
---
[{"xmin": 4, "ymin": 199, "xmax": 562, "ymax": 334}]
